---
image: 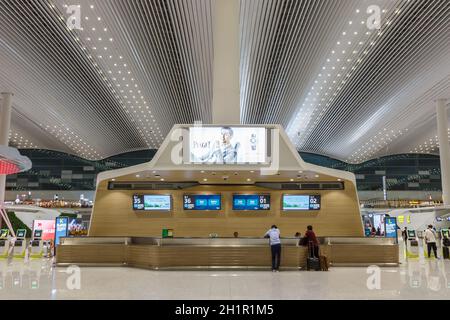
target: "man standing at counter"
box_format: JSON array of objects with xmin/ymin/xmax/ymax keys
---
[{"xmin": 264, "ymin": 225, "xmax": 281, "ymax": 272}]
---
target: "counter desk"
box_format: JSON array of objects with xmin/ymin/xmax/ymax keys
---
[{"xmin": 56, "ymin": 237, "xmax": 399, "ymax": 270}]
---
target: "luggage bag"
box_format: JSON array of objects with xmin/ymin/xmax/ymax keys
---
[{"xmin": 306, "ymin": 241, "xmax": 320, "ymax": 271}]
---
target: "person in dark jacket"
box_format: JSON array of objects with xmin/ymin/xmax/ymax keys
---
[
  {"xmin": 302, "ymin": 225, "xmax": 319, "ymax": 258},
  {"xmin": 401, "ymin": 227, "xmax": 408, "ymax": 245}
]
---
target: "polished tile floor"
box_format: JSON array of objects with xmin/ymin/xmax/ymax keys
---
[{"xmin": 0, "ymin": 250, "xmax": 449, "ymax": 299}]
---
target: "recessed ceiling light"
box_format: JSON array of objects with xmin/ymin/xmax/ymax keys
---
[
  {"xmin": 203, "ymin": 179, "xmax": 208, "ymax": 182},
  {"xmin": 136, "ymin": 174, "xmax": 140, "ymax": 178},
  {"xmin": 247, "ymin": 178, "xmax": 251, "ymax": 182}
]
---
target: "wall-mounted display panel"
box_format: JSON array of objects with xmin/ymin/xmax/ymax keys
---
[
  {"xmin": 186, "ymin": 127, "xmax": 267, "ymax": 164},
  {"xmin": 282, "ymin": 195, "xmax": 321, "ymax": 211},
  {"xmin": 183, "ymin": 194, "xmax": 221, "ymax": 211},
  {"xmin": 232, "ymin": 194, "xmax": 270, "ymax": 211},
  {"xmin": 133, "ymin": 195, "xmax": 171, "ymax": 211},
  {"xmin": 32, "ymin": 220, "xmax": 56, "ymax": 241}
]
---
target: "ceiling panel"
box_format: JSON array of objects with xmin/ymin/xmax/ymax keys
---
[{"xmin": 0, "ymin": 0, "xmax": 448, "ymax": 164}]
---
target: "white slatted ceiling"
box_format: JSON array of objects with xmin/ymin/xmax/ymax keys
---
[{"xmin": 0, "ymin": 0, "xmax": 448, "ymax": 164}]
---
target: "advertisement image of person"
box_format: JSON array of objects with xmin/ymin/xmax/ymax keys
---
[{"xmin": 209, "ymin": 127, "xmax": 240, "ymax": 163}]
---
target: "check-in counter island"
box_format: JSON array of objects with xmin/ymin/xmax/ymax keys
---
[
  {"xmin": 56, "ymin": 237, "xmax": 399, "ymax": 269},
  {"xmin": 58, "ymin": 125, "xmax": 399, "ymax": 270}
]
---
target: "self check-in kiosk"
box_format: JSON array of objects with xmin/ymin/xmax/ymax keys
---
[
  {"xmin": 0, "ymin": 229, "xmax": 10, "ymax": 258},
  {"xmin": 42, "ymin": 240, "xmax": 52, "ymax": 257},
  {"xmin": 13, "ymin": 229, "xmax": 27, "ymax": 258},
  {"xmin": 406, "ymin": 230, "xmax": 419, "ymax": 258},
  {"xmin": 30, "ymin": 230, "xmax": 43, "ymax": 258}
]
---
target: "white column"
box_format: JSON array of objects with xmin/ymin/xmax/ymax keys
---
[
  {"xmin": 0, "ymin": 92, "xmax": 13, "ymax": 206},
  {"xmin": 211, "ymin": 0, "xmax": 240, "ymax": 124},
  {"xmin": 437, "ymin": 99, "xmax": 450, "ymax": 206}
]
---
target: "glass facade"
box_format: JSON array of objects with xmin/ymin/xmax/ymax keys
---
[
  {"xmin": 5, "ymin": 149, "xmax": 442, "ymax": 192},
  {"xmin": 301, "ymin": 153, "xmax": 442, "ymax": 191},
  {"xmin": 5, "ymin": 149, "xmax": 156, "ymax": 191}
]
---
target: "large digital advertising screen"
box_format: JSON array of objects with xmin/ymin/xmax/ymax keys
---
[
  {"xmin": 282, "ymin": 195, "xmax": 321, "ymax": 211},
  {"xmin": 133, "ymin": 195, "xmax": 171, "ymax": 211},
  {"xmin": 362, "ymin": 214, "xmax": 385, "ymax": 237},
  {"xmin": 385, "ymin": 217, "xmax": 398, "ymax": 243},
  {"xmin": 183, "ymin": 194, "xmax": 221, "ymax": 211},
  {"xmin": 232, "ymin": 194, "xmax": 270, "ymax": 211},
  {"xmin": 55, "ymin": 216, "xmax": 68, "ymax": 246},
  {"xmin": 67, "ymin": 218, "xmax": 88, "ymax": 237},
  {"xmin": 187, "ymin": 127, "xmax": 267, "ymax": 164},
  {"xmin": 54, "ymin": 217, "xmax": 88, "ymax": 245},
  {"xmin": 32, "ymin": 220, "xmax": 56, "ymax": 241}
]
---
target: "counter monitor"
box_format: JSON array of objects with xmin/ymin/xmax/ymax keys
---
[
  {"xmin": 133, "ymin": 194, "xmax": 171, "ymax": 211},
  {"xmin": 232, "ymin": 194, "xmax": 270, "ymax": 211},
  {"xmin": 282, "ymin": 195, "xmax": 321, "ymax": 211},
  {"xmin": 183, "ymin": 194, "xmax": 221, "ymax": 211}
]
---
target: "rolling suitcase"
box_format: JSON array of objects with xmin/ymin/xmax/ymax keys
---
[
  {"xmin": 443, "ymin": 246, "xmax": 450, "ymax": 259},
  {"xmin": 306, "ymin": 241, "xmax": 320, "ymax": 271}
]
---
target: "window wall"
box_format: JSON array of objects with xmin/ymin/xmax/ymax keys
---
[{"xmin": 5, "ymin": 149, "xmax": 442, "ymax": 192}]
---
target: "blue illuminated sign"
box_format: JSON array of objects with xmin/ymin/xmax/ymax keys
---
[
  {"xmin": 385, "ymin": 217, "xmax": 398, "ymax": 243},
  {"xmin": 55, "ymin": 216, "xmax": 69, "ymax": 246},
  {"xmin": 232, "ymin": 194, "xmax": 270, "ymax": 211},
  {"xmin": 183, "ymin": 194, "xmax": 221, "ymax": 210}
]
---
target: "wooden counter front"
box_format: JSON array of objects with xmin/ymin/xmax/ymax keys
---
[
  {"xmin": 56, "ymin": 237, "xmax": 399, "ymax": 269},
  {"xmin": 56, "ymin": 244, "xmax": 126, "ymax": 264},
  {"xmin": 128, "ymin": 245, "xmax": 306, "ymax": 269}
]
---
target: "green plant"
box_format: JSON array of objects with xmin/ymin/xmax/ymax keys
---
[{"xmin": 1, "ymin": 211, "xmax": 32, "ymax": 237}]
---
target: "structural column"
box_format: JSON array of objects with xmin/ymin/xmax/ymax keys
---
[
  {"xmin": 0, "ymin": 92, "xmax": 13, "ymax": 206},
  {"xmin": 436, "ymin": 99, "xmax": 450, "ymax": 206},
  {"xmin": 211, "ymin": 0, "xmax": 240, "ymax": 124}
]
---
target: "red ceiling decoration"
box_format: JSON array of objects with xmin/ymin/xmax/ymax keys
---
[{"xmin": 0, "ymin": 159, "xmax": 20, "ymax": 175}]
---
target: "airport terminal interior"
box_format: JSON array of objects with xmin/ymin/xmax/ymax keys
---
[{"xmin": 0, "ymin": 0, "xmax": 449, "ymax": 301}]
